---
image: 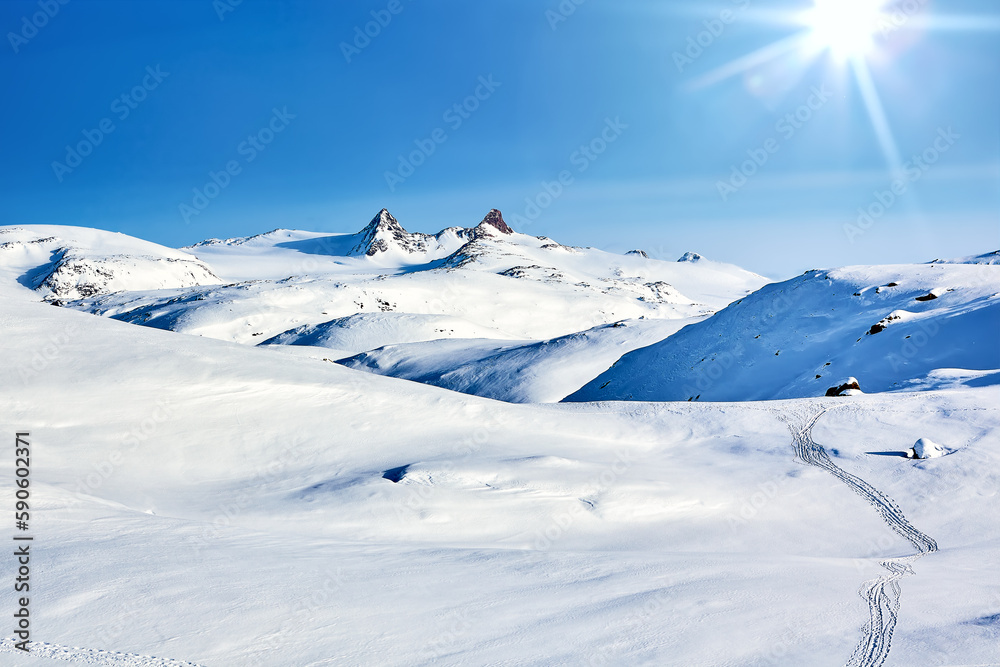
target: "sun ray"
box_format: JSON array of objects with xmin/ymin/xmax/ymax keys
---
[
  {"xmin": 686, "ymin": 32, "xmax": 817, "ymax": 91},
  {"xmin": 893, "ymin": 14, "xmax": 1000, "ymax": 32},
  {"xmin": 849, "ymin": 55, "xmax": 904, "ymax": 176}
]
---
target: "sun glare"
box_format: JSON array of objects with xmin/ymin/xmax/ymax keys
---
[{"xmin": 807, "ymin": 0, "xmax": 885, "ymax": 59}]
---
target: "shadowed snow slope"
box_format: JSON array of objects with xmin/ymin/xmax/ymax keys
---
[
  {"xmin": 567, "ymin": 263, "xmax": 1000, "ymax": 403},
  {"xmin": 338, "ymin": 317, "xmax": 701, "ymax": 403},
  {"xmin": 259, "ymin": 311, "xmax": 521, "ymax": 355}
]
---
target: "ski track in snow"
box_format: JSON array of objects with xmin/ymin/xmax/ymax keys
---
[
  {"xmin": 0, "ymin": 640, "xmax": 205, "ymax": 666},
  {"xmin": 778, "ymin": 408, "xmax": 938, "ymax": 667}
]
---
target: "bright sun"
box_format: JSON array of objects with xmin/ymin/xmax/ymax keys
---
[{"xmin": 807, "ymin": 0, "xmax": 885, "ymax": 59}]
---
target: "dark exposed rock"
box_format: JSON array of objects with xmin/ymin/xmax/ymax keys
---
[
  {"xmin": 867, "ymin": 313, "xmax": 901, "ymax": 335},
  {"xmin": 479, "ymin": 209, "xmax": 513, "ymax": 235},
  {"xmin": 825, "ymin": 377, "xmax": 861, "ymax": 397}
]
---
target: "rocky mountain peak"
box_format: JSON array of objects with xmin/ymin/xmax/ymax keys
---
[
  {"xmin": 363, "ymin": 209, "xmax": 404, "ymax": 235},
  {"xmin": 351, "ymin": 209, "xmax": 435, "ymax": 258},
  {"xmin": 478, "ymin": 209, "xmax": 513, "ymax": 235}
]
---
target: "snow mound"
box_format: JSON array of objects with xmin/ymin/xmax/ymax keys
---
[{"xmin": 911, "ymin": 438, "xmax": 948, "ymax": 459}]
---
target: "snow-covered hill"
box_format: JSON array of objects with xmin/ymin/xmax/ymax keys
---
[
  {"xmin": 568, "ymin": 261, "xmax": 1000, "ymax": 403},
  {"xmin": 338, "ymin": 316, "xmax": 701, "ymax": 403},
  {"xmin": 0, "ymin": 225, "xmax": 222, "ymax": 301},
  {"xmin": 931, "ymin": 249, "xmax": 1000, "ymax": 265}
]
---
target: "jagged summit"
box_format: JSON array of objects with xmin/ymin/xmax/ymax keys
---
[
  {"xmin": 678, "ymin": 252, "xmax": 703, "ymax": 263},
  {"xmin": 349, "ymin": 209, "xmax": 516, "ymax": 259},
  {"xmin": 363, "ymin": 209, "xmax": 405, "ymax": 235},
  {"xmin": 349, "ymin": 209, "xmax": 435, "ymax": 257},
  {"xmin": 478, "ymin": 209, "xmax": 513, "ymax": 235}
]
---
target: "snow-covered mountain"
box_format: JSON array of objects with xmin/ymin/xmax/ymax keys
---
[
  {"xmin": 567, "ymin": 260, "xmax": 1000, "ymax": 403},
  {"xmin": 7, "ymin": 211, "xmax": 766, "ymax": 347}
]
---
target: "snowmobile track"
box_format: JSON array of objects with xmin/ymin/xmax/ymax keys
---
[
  {"xmin": 777, "ymin": 408, "xmax": 938, "ymax": 667},
  {"xmin": 0, "ymin": 640, "xmax": 205, "ymax": 666}
]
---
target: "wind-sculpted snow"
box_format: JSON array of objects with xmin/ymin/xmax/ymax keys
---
[{"xmin": 568, "ymin": 263, "xmax": 1000, "ymax": 402}]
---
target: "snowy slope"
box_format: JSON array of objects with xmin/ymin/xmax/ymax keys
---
[
  {"xmin": 567, "ymin": 263, "xmax": 1000, "ymax": 403},
  {"xmin": 338, "ymin": 316, "xmax": 701, "ymax": 403},
  {"xmin": 259, "ymin": 311, "xmax": 521, "ymax": 356},
  {"xmin": 1, "ymin": 268, "xmax": 999, "ymax": 666},
  {"xmin": 0, "ymin": 225, "xmax": 222, "ymax": 301},
  {"xmin": 931, "ymin": 249, "xmax": 1000, "ymax": 265}
]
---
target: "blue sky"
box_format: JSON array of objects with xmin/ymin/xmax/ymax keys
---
[{"xmin": 2, "ymin": 0, "xmax": 998, "ymax": 278}]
